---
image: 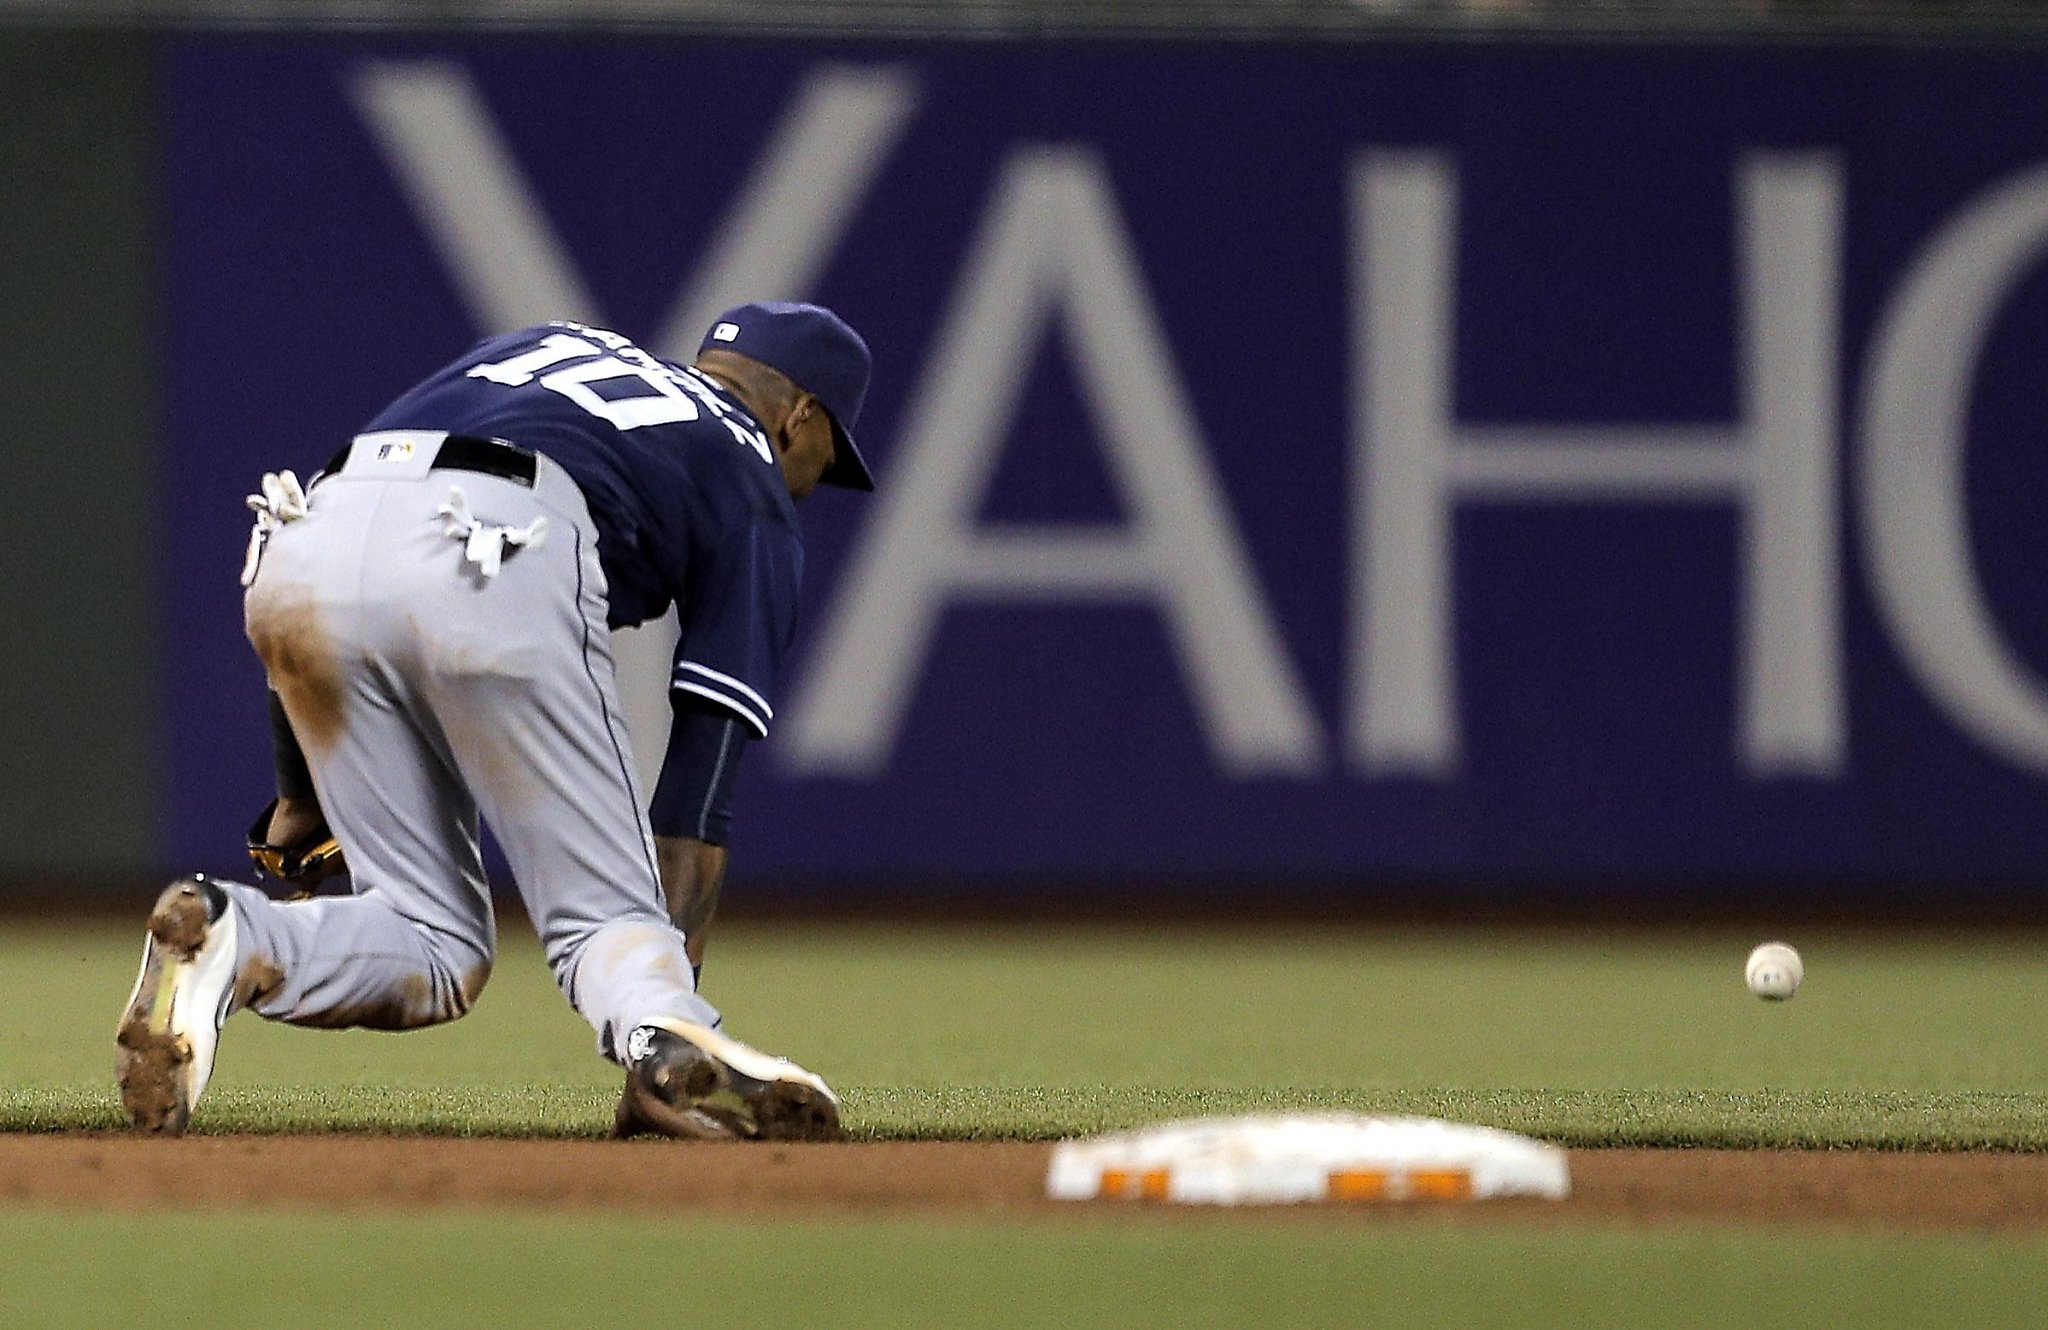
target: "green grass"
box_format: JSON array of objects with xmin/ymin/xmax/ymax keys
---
[
  {"xmin": 4, "ymin": 1209, "xmax": 2048, "ymax": 1330},
  {"xmin": 6, "ymin": 916, "xmax": 2047, "ymax": 1146},
  {"xmin": 9, "ymin": 915, "xmax": 2048, "ymax": 1327}
]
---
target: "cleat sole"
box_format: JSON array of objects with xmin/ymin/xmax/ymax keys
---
[
  {"xmin": 113, "ymin": 883, "xmax": 219, "ymax": 1136},
  {"xmin": 749, "ymin": 1078, "xmax": 842, "ymax": 1143},
  {"xmin": 640, "ymin": 1021, "xmax": 845, "ymax": 1143}
]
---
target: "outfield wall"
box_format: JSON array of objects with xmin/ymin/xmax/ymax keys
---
[
  {"xmin": 11, "ymin": 30, "xmax": 2048, "ymax": 898},
  {"xmin": 0, "ymin": 34, "xmax": 157, "ymax": 878}
]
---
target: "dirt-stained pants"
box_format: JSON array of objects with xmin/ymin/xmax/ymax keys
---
[{"xmin": 225, "ymin": 431, "xmax": 716, "ymax": 1063}]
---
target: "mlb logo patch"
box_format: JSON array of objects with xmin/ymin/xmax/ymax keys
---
[
  {"xmin": 711, "ymin": 322, "xmax": 740, "ymax": 343},
  {"xmin": 375, "ymin": 440, "xmax": 416, "ymax": 463}
]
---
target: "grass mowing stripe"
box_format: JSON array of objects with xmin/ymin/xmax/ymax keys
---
[
  {"xmin": 842, "ymin": 1087, "xmax": 2048, "ymax": 1149},
  {"xmin": 7, "ymin": 1086, "xmax": 2047, "ymax": 1148},
  {"xmin": 8, "ymin": 919, "xmax": 2046, "ymax": 1145},
  {"xmin": 4, "ymin": 1210, "xmax": 2048, "ymax": 1329}
]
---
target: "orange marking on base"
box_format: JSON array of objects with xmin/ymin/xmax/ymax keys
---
[
  {"xmin": 1138, "ymin": 1169, "xmax": 1170, "ymax": 1200},
  {"xmin": 1099, "ymin": 1169, "xmax": 1130, "ymax": 1197},
  {"xmin": 1409, "ymin": 1169, "xmax": 1473, "ymax": 1200},
  {"xmin": 1328, "ymin": 1170, "xmax": 1391, "ymax": 1201}
]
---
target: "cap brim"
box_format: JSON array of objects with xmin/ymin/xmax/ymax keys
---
[{"xmin": 820, "ymin": 417, "xmax": 875, "ymax": 492}]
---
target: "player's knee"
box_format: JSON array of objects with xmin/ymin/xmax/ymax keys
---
[
  {"xmin": 355, "ymin": 954, "xmax": 491, "ymax": 1030},
  {"xmin": 449, "ymin": 956, "xmax": 493, "ymax": 1018},
  {"xmin": 413, "ymin": 950, "xmax": 493, "ymax": 1026}
]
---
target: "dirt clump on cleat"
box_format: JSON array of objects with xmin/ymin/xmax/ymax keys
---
[
  {"xmin": 613, "ymin": 1021, "xmax": 843, "ymax": 1143},
  {"xmin": 115, "ymin": 879, "xmax": 237, "ymax": 1136}
]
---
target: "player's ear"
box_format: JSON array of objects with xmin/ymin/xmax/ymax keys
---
[{"xmin": 774, "ymin": 394, "xmax": 815, "ymax": 451}]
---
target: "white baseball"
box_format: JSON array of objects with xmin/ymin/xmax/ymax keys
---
[{"xmin": 1745, "ymin": 942, "xmax": 1803, "ymax": 1001}]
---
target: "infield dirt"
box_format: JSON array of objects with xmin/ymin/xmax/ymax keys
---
[{"xmin": 3, "ymin": 1137, "xmax": 2045, "ymax": 1228}]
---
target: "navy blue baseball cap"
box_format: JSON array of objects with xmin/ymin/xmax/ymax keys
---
[{"xmin": 699, "ymin": 301, "xmax": 874, "ymax": 491}]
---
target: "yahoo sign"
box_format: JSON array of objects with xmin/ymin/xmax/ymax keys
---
[{"xmin": 163, "ymin": 39, "xmax": 2048, "ymax": 888}]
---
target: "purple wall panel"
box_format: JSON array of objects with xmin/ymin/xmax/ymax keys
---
[{"xmin": 162, "ymin": 36, "xmax": 2048, "ymax": 891}]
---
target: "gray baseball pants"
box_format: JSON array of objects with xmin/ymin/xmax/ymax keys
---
[{"xmin": 224, "ymin": 430, "xmax": 717, "ymax": 1063}]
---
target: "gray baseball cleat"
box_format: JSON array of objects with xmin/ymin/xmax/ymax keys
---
[
  {"xmin": 613, "ymin": 1019, "xmax": 843, "ymax": 1142},
  {"xmin": 116, "ymin": 877, "xmax": 239, "ymax": 1135}
]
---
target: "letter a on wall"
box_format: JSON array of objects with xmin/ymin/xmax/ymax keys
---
[{"xmin": 783, "ymin": 148, "xmax": 1322, "ymax": 777}]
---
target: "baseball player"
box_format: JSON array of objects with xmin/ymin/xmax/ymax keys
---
[{"xmin": 116, "ymin": 303, "xmax": 871, "ymax": 1141}]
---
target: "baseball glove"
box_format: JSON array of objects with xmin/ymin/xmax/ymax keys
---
[{"xmin": 246, "ymin": 798, "xmax": 347, "ymax": 886}]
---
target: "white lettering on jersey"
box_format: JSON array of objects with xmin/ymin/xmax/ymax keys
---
[{"xmin": 467, "ymin": 325, "xmax": 774, "ymax": 463}]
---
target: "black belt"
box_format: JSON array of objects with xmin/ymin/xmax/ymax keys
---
[{"xmin": 325, "ymin": 434, "xmax": 538, "ymax": 488}]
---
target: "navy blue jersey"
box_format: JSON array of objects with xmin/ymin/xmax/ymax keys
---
[{"xmin": 361, "ymin": 322, "xmax": 802, "ymax": 739}]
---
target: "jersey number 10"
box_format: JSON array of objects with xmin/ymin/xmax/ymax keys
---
[{"xmin": 467, "ymin": 331, "xmax": 775, "ymax": 465}]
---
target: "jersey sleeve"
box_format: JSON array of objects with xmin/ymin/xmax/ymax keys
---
[
  {"xmin": 668, "ymin": 520, "xmax": 803, "ymax": 738},
  {"xmin": 648, "ymin": 695, "xmax": 749, "ymax": 842}
]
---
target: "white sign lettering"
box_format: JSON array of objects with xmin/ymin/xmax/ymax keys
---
[
  {"xmin": 782, "ymin": 149, "xmax": 1323, "ymax": 777},
  {"xmin": 357, "ymin": 59, "xmax": 2048, "ymax": 784},
  {"xmin": 1349, "ymin": 152, "xmax": 1845, "ymax": 778}
]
